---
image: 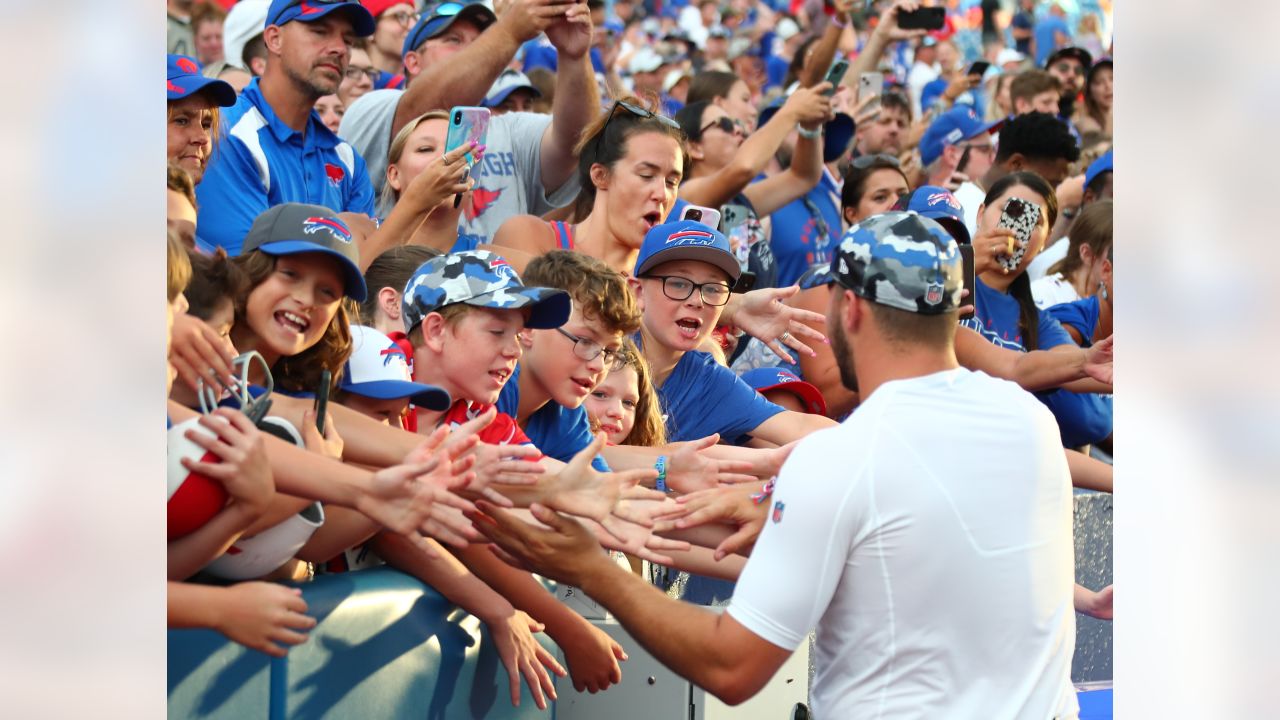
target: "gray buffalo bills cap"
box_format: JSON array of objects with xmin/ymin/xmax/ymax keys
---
[
  {"xmin": 812, "ymin": 211, "xmax": 962, "ymax": 315},
  {"xmin": 400, "ymin": 250, "xmax": 571, "ymax": 333},
  {"xmin": 241, "ymin": 203, "xmax": 368, "ymax": 302}
]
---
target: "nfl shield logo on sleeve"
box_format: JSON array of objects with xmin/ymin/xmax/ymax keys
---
[{"xmin": 772, "ymin": 501, "xmax": 785, "ymax": 523}]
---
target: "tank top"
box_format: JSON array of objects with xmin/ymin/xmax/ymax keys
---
[{"xmin": 547, "ymin": 221, "xmax": 576, "ymax": 250}]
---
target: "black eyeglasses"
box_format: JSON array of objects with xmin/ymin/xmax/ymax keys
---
[
  {"xmin": 645, "ymin": 275, "xmax": 732, "ymax": 306},
  {"xmin": 344, "ymin": 65, "xmax": 379, "ymax": 83},
  {"xmin": 554, "ymin": 327, "xmax": 621, "ymax": 367},
  {"xmin": 698, "ymin": 116, "xmax": 744, "ymax": 138},
  {"xmin": 851, "ymin": 153, "xmax": 900, "ymax": 169}
]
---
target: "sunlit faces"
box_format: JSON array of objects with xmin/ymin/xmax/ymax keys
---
[
  {"xmin": 338, "ymin": 47, "xmax": 376, "ymax": 108},
  {"xmin": 521, "ymin": 304, "xmax": 621, "ymax": 409},
  {"xmin": 585, "ymin": 363, "xmax": 639, "ymax": 444},
  {"xmin": 635, "ymin": 259, "xmax": 732, "ymax": 352},
  {"xmin": 416, "ymin": 307, "xmax": 527, "ymax": 405},
  {"xmin": 717, "ymin": 79, "xmax": 757, "ymax": 132},
  {"xmin": 856, "ymin": 105, "xmax": 908, "ymax": 156},
  {"xmin": 1020, "ymin": 155, "xmax": 1072, "ymax": 189},
  {"xmin": 315, "ymin": 94, "xmax": 344, "ymax": 133},
  {"xmin": 1016, "ymin": 89, "xmax": 1060, "ymax": 116},
  {"xmin": 691, "ymin": 105, "xmax": 744, "ymax": 171},
  {"xmin": 387, "ymin": 117, "xmax": 446, "ymax": 192},
  {"xmin": 372, "ymin": 3, "xmax": 416, "ymax": 64},
  {"xmin": 341, "ymin": 393, "xmax": 411, "ymax": 426},
  {"xmin": 598, "ymin": 131, "xmax": 683, "ymax": 249},
  {"xmin": 243, "ymin": 253, "xmax": 346, "ymax": 362},
  {"xmin": 846, "ymin": 168, "xmax": 909, "ymax": 225},
  {"xmin": 977, "ymin": 184, "xmax": 1050, "ymax": 275},
  {"xmin": 167, "ymin": 95, "xmax": 216, "ymax": 183},
  {"xmin": 276, "ymin": 15, "xmax": 356, "ymax": 97}
]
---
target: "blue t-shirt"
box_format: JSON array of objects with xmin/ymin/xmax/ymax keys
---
[
  {"xmin": 195, "ymin": 79, "xmax": 376, "ymax": 255},
  {"xmin": 497, "ymin": 364, "xmax": 610, "ymax": 472},
  {"xmin": 962, "ymin": 281, "xmax": 1110, "ymax": 447},
  {"xmin": 765, "ymin": 54, "xmax": 790, "ymax": 92},
  {"xmin": 764, "ymin": 171, "xmax": 842, "ymax": 288},
  {"xmin": 1034, "ymin": 15, "xmax": 1071, "ymax": 66},
  {"xmin": 653, "ymin": 347, "xmax": 786, "ymax": 443},
  {"xmin": 1046, "ymin": 295, "xmax": 1101, "ymax": 346}
]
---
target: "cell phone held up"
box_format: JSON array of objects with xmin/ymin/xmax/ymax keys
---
[
  {"xmin": 823, "ymin": 58, "xmax": 849, "ymax": 96},
  {"xmin": 445, "ymin": 106, "xmax": 491, "ymax": 208},
  {"xmin": 680, "ymin": 204, "xmax": 721, "ymax": 230},
  {"xmin": 897, "ymin": 6, "xmax": 946, "ymax": 31},
  {"xmin": 995, "ymin": 197, "xmax": 1042, "ymax": 273}
]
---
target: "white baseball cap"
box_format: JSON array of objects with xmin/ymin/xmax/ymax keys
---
[
  {"xmin": 339, "ymin": 326, "xmax": 451, "ymax": 409},
  {"xmin": 996, "ymin": 48, "xmax": 1027, "ymax": 68},
  {"xmin": 223, "ymin": 0, "xmax": 271, "ymax": 70}
]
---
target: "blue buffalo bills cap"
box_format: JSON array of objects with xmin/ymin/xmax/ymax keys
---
[
  {"xmin": 266, "ymin": 0, "xmax": 376, "ymax": 37},
  {"xmin": 919, "ymin": 105, "xmax": 1003, "ymax": 166},
  {"xmin": 241, "ymin": 203, "xmax": 368, "ymax": 301},
  {"xmin": 811, "ymin": 211, "xmax": 961, "ymax": 315},
  {"xmin": 634, "ymin": 220, "xmax": 741, "ymax": 282},
  {"xmin": 893, "ymin": 185, "xmax": 971, "ymax": 244},
  {"xmin": 403, "ymin": 1, "xmax": 497, "ymax": 55},
  {"xmin": 341, "ymin": 326, "xmax": 451, "ymax": 409},
  {"xmin": 741, "ymin": 367, "xmax": 827, "ymax": 416},
  {"xmin": 167, "ymin": 55, "xmax": 237, "ymax": 106},
  {"xmin": 401, "ymin": 250, "xmax": 570, "ymax": 333},
  {"xmin": 1084, "ymin": 149, "xmax": 1113, "ymax": 189}
]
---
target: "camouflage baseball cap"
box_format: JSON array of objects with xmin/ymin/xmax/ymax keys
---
[
  {"xmin": 401, "ymin": 250, "xmax": 571, "ymax": 333},
  {"xmin": 814, "ymin": 211, "xmax": 962, "ymax": 315}
]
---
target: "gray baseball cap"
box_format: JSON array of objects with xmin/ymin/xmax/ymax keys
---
[{"xmin": 241, "ymin": 203, "xmax": 367, "ymax": 302}]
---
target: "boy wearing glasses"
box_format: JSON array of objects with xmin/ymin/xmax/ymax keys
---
[
  {"xmin": 630, "ymin": 220, "xmax": 836, "ymax": 445},
  {"xmin": 497, "ymin": 251, "xmax": 641, "ymax": 470}
]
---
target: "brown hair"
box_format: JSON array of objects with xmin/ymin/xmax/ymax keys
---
[
  {"xmin": 522, "ymin": 251, "xmax": 641, "ymax": 335},
  {"xmin": 185, "ymin": 247, "xmax": 249, "ymax": 321},
  {"xmin": 867, "ymin": 303, "xmax": 957, "ymax": 348},
  {"xmin": 1009, "ymin": 69, "xmax": 1061, "ymax": 108},
  {"xmin": 358, "ymin": 245, "xmax": 442, "ymax": 325},
  {"xmin": 1046, "ymin": 199, "xmax": 1112, "ymax": 279},
  {"xmin": 167, "ymin": 163, "xmax": 197, "ymax": 209},
  {"xmin": 613, "ymin": 338, "xmax": 666, "ymax": 447},
  {"xmin": 168, "ymin": 231, "xmax": 192, "ymax": 303},
  {"xmin": 190, "ymin": 1, "xmax": 227, "ymax": 34},
  {"xmin": 569, "ymin": 95, "xmax": 688, "ymax": 222},
  {"xmin": 233, "ymin": 250, "xmax": 353, "ymax": 393},
  {"xmin": 686, "ymin": 70, "xmax": 740, "ymax": 106}
]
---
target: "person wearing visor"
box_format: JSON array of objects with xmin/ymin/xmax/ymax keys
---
[
  {"xmin": 195, "ymin": 0, "xmax": 379, "ymax": 255},
  {"xmin": 168, "ymin": 54, "xmax": 238, "ymax": 186},
  {"xmin": 340, "ymin": 0, "xmax": 599, "ymax": 245}
]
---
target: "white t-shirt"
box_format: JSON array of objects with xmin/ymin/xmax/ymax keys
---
[
  {"xmin": 338, "ymin": 90, "xmax": 579, "ymax": 243},
  {"xmin": 1028, "ymin": 235, "xmax": 1070, "ymax": 282},
  {"xmin": 729, "ymin": 368, "xmax": 1078, "ymax": 720},
  {"xmin": 952, "ymin": 180, "xmax": 985, "ymax": 240},
  {"xmin": 907, "ymin": 61, "xmax": 941, "ymax": 118},
  {"xmin": 1032, "ymin": 273, "xmax": 1080, "ymax": 309}
]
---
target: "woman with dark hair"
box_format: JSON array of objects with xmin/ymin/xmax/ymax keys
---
[
  {"xmin": 1075, "ymin": 59, "xmax": 1113, "ymax": 136},
  {"xmin": 685, "ymin": 70, "xmax": 758, "ymax": 132}
]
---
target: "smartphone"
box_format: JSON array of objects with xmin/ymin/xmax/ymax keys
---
[
  {"xmin": 967, "ymin": 60, "xmax": 991, "ymax": 77},
  {"xmin": 314, "ymin": 369, "xmax": 331, "ymax": 435},
  {"xmin": 719, "ymin": 203, "xmax": 749, "ymax": 234},
  {"xmin": 733, "ymin": 270, "xmax": 757, "ymax": 294},
  {"xmin": 995, "ymin": 197, "xmax": 1042, "ymax": 273},
  {"xmin": 858, "ymin": 71, "xmax": 884, "ymax": 101},
  {"xmin": 958, "ymin": 244, "xmax": 975, "ymax": 309},
  {"xmin": 897, "ymin": 6, "xmax": 946, "ymax": 31},
  {"xmin": 823, "ymin": 58, "xmax": 849, "ymax": 96},
  {"xmin": 680, "ymin": 203, "xmax": 721, "ymax": 230},
  {"xmin": 445, "ymin": 106, "xmax": 491, "ymax": 208}
]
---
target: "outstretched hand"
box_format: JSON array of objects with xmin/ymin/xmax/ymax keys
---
[
  {"xmin": 666, "ymin": 483, "xmax": 769, "ymax": 560},
  {"xmin": 732, "ymin": 286, "xmax": 828, "ymax": 364},
  {"xmin": 667, "ymin": 435, "xmax": 760, "ymax": 492},
  {"xmin": 1083, "ymin": 335, "xmax": 1113, "ymax": 386},
  {"xmin": 875, "ymin": 0, "xmax": 929, "ymax": 42},
  {"xmin": 468, "ymin": 501, "xmax": 611, "ymax": 589}
]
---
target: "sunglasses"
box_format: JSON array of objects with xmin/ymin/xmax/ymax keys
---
[
  {"xmin": 596, "ymin": 100, "xmax": 680, "ymax": 158},
  {"xmin": 698, "ymin": 116, "xmax": 745, "ymax": 138},
  {"xmin": 850, "ymin": 153, "xmax": 900, "ymax": 169}
]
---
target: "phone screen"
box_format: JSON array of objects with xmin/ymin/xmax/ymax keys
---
[{"xmin": 967, "ymin": 61, "xmax": 991, "ymax": 77}]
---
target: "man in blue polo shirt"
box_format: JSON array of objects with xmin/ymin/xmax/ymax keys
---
[{"xmin": 196, "ymin": 0, "xmax": 378, "ymax": 255}]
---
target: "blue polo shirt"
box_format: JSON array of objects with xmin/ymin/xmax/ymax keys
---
[
  {"xmin": 651, "ymin": 345, "xmax": 785, "ymax": 443},
  {"xmin": 765, "ymin": 170, "xmax": 842, "ymax": 288},
  {"xmin": 196, "ymin": 78, "xmax": 376, "ymax": 255},
  {"xmin": 497, "ymin": 364, "xmax": 610, "ymax": 472}
]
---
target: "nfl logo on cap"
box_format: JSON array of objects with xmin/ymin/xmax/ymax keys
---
[{"xmin": 925, "ymin": 281, "xmax": 944, "ymax": 306}]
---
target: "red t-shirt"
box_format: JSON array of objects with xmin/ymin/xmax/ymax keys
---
[{"xmin": 439, "ymin": 399, "xmax": 540, "ymax": 453}]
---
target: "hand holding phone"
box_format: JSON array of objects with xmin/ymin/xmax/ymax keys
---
[
  {"xmin": 445, "ymin": 106, "xmax": 492, "ymax": 208},
  {"xmin": 897, "ymin": 6, "xmax": 946, "ymax": 31},
  {"xmin": 823, "ymin": 58, "xmax": 850, "ymax": 96},
  {"xmin": 967, "ymin": 60, "xmax": 991, "ymax": 78},
  {"xmin": 995, "ymin": 197, "xmax": 1042, "ymax": 273}
]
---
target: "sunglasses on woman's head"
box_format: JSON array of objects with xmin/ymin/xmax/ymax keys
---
[
  {"xmin": 596, "ymin": 99, "xmax": 681, "ymax": 159},
  {"xmin": 698, "ymin": 116, "xmax": 744, "ymax": 138},
  {"xmin": 850, "ymin": 153, "xmax": 900, "ymax": 169}
]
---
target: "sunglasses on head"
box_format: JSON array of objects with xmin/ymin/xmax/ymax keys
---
[
  {"xmin": 596, "ymin": 100, "xmax": 680, "ymax": 156},
  {"xmin": 698, "ymin": 116, "xmax": 744, "ymax": 137},
  {"xmin": 850, "ymin": 153, "xmax": 900, "ymax": 169}
]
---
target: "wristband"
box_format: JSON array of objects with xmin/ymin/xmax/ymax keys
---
[
  {"xmin": 796, "ymin": 123, "xmax": 822, "ymax": 140},
  {"xmin": 831, "ymin": 14, "xmax": 849, "ymax": 29},
  {"xmin": 654, "ymin": 455, "xmax": 669, "ymax": 492}
]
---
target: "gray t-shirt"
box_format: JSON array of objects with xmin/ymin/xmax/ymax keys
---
[{"xmin": 339, "ymin": 89, "xmax": 579, "ymax": 247}]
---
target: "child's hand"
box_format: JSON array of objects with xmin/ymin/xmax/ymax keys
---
[
  {"xmin": 302, "ymin": 409, "xmax": 344, "ymax": 460},
  {"xmin": 402, "ymin": 142, "xmax": 480, "ymax": 213},
  {"xmin": 543, "ymin": 434, "xmax": 657, "ymax": 525},
  {"xmin": 483, "ymin": 608, "xmax": 565, "ymax": 709},
  {"xmin": 552, "ymin": 618, "xmax": 626, "ymax": 693},
  {"xmin": 182, "ymin": 408, "xmax": 274, "ymax": 516},
  {"xmin": 733, "ymin": 286, "xmax": 828, "ymax": 364},
  {"xmin": 214, "ymin": 582, "xmax": 316, "ymax": 657}
]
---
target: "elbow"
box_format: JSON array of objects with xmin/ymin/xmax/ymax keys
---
[{"xmin": 708, "ymin": 673, "xmax": 762, "ymax": 706}]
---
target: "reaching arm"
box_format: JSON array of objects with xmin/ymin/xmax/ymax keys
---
[
  {"xmin": 842, "ymin": 0, "xmax": 928, "ymax": 93},
  {"xmin": 748, "ymin": 409, "xmax": 836, "ymax": 446},
  {"xmin": 539, "ymin": 3, "xmax": 598, "ymax": 194},
  {"xmin": 1066, "ymin": 448, "xmax": 1112, "ymax": 492},
  {"xmin": 955, "ymin": 327, "xmax": 1113, "ymax": 393}
]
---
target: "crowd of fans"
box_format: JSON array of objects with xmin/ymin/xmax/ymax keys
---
[{"xmin": 167, "ymin": 0, "xmax": 1113, "ymax": 711}]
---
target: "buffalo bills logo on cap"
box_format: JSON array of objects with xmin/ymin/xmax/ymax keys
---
[
  {"xmin": 489, "ymin": 256, "xmax": 518, "ymax": 281},
  {"xmin": 177, "ymin": 57, "xmax": 199, "ymax": 74},
  {"xmin": 925, "ymin": 281, "xmax": 944, "ymax": 306},
  {"xmin": 167, "ymin": 79, "xmax": 185, "ymax": 93},
  {"xmin": 776, "ymin": 372, "xmax": 799, "ymax": 383},
  {"xmin": 303, "ymin": 216, "xmax": 352, "ymax": 243},
  {"xmin": 665, "ymin": 228, "xmax": 716, "ymax": 246},
  {"xmin": 379, "ymin": 344, "xmax": 407, "ymax": 367},
  {"xmin": 927, "ymin": 192, "xmax": 961, "ymax": 210},
  {"xmin": 324, "ymin": 163, "xmax": 345, "ymax": 186},
  {"xmin": 299, "ymin": 1, "xmax": 324, "ymax": 16}
]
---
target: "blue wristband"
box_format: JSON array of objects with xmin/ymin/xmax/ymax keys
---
[{"xmin": 654, "ymin": 455, "xmax": 669, "ymax": 492}]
